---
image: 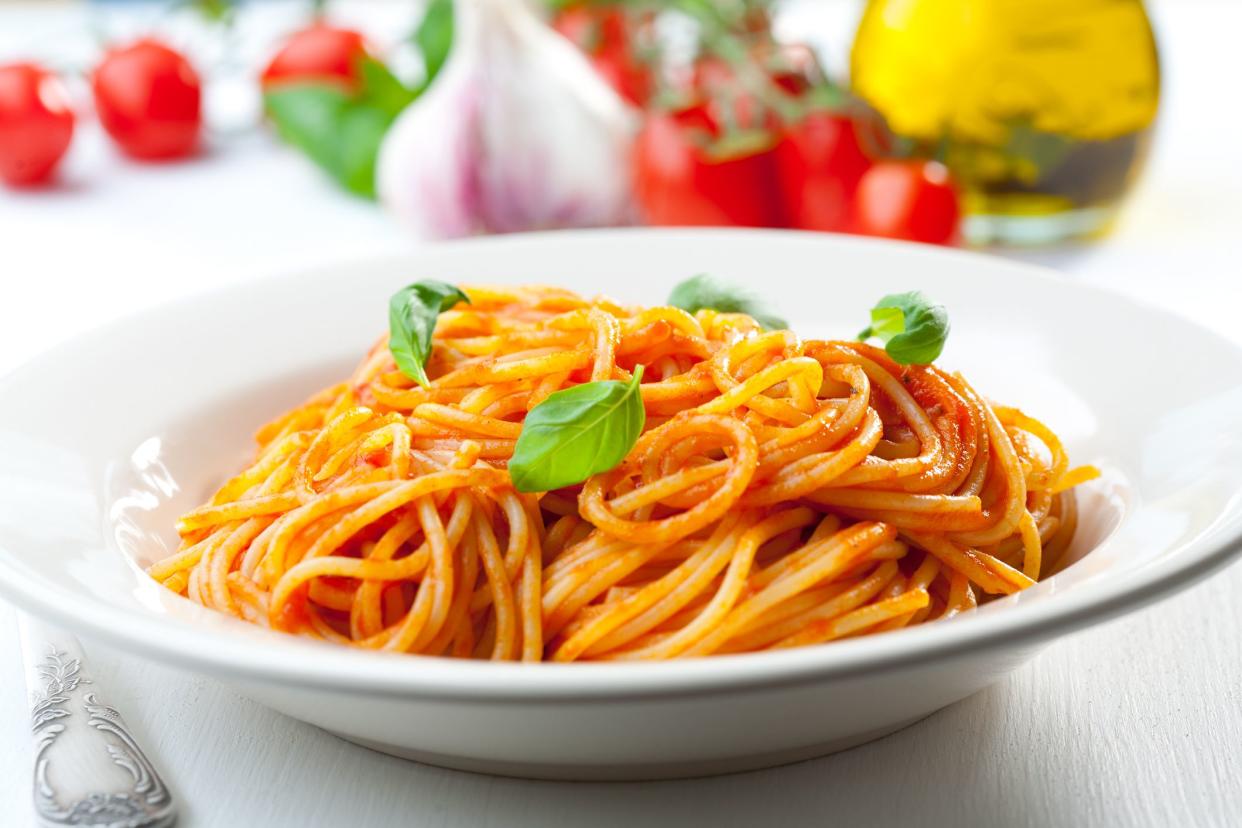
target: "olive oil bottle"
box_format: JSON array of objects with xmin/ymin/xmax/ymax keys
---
[{"xmin": 851, "ymin": 0, "xmax": 1160, "ymax": 245}]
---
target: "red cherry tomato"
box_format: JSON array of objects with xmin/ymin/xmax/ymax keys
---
[
  {"xmin": 775, "ymin": 111, "xmax": 873, "ymax": 232},
  {"xmin": 855, "ymin": 160, "xmax": 961, "ymax": 245},
  {"xmin": 92, "ymin": 39, "xmax": 201, "ymax": 161},
  {"xmin": 552, "ymin": 6, "xmax": 652, "ymax": 106},
  {"xmin": 261, "ymin": 24, "xmax": 369, "ymax": 91},
  {"xmin": 634, "ymin": 107, "xmax": 784, "ymax": 228},
  {"xmin": 0, "ymin": 62, "xmax": 75, "ymax": 186}
]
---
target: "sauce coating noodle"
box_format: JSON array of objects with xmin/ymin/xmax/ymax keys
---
[{"xmin": 152, "ymin": 285, "xmax": 1096, "ymax": 661}]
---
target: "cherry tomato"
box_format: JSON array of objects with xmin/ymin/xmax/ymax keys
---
[
  {"xmin": 775, "ymin": 110, "xmax": 873, "ymax": 232},
  {"xmin": 92, "ymin": 39, "xmax": 201, "ymax": 161},
  {"xmin": 855, "ymin": 160, "xmax": 961, "ymax": 245},
  {"xmin": 552, "ymin": 6, "xmax": 652, "ymax": 106},
  {"xmin": 261, "ymin": 24, "xmax": 370, "ymax": 91},
  {"xmin": 0, "ymin": 62, "xmax": 75, "ymax": 186},
  {"xmin": 634, "ymin": 107, "xmax": 784, "ymax": 228}
]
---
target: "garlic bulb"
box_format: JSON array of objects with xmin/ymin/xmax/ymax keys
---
[{"xmin": 377, "ymin": 0, "xmax": 639, "ymax": 238}]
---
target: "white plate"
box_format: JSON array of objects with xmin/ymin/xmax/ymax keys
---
[{"xmin": 2, "ymin": 229, "xmax": 1241, "ymax": 780}]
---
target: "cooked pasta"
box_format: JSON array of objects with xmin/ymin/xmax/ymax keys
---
[{"xmin": 151, "ymin": 284, "xmax": 1097, "ymax": 661}]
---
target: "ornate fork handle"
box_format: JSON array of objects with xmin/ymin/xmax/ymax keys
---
[{"xmin": 20, "ymin": 615, "xmax": 177, "ymax": 828}]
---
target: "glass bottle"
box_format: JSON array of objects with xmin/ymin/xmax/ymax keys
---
[{"xmin": 851, "ymin": 0, "xmax": 1160, "ymax": 245}]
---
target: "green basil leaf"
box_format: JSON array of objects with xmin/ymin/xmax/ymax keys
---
[
  {"xmin": 265, "ymin": 84, "xmax": 352, "ymax": 176},
  {"xmin": 335, "ymin": 103, "xmax": 394, "ymax": 198},
  {"xmin": 509, "ymin": 365, "xmax": 646, "ymax": 493},
  {"xmin": 358, "ymin": 56, "xmax": 418, "ymax": 116},
  {"xmin": 264, "ymin": 56, "xmax": 417, "ymax": 199},
  {"xmin": 266, "ymin": 84, "xmax": 389, "ymax": 198},
  {"xmin": 858, "ymin": 291, "xmax": 949, "ymax": 365},
  {"xmin": 414, "ymin": 0, "xmax": 454, "ymax": 87},
  {"xmin": 857, "ymin": 306, "xmax": 903, "ymax": 343},
  {"xmin": 668, "ymin": 274, "xmax": 788, "ymax": 331},
  {"xmin": 190, "ymin": 0, "xmax": 234, "ymax": 23},
  {"xmin": 388, "ymin": 280, "xmax": 471, "ymax": 387}
]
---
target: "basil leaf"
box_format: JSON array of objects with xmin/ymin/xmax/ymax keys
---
[
  {"xmin": 858, "ymin": 291, "xmax": 949, "ymax": 365},
  {"xmin": 265, "ymin": 84, "xmax": 352, "ymax": 176},
  {"xmin": 334, "ymin": 103, "xmax": 395, "ymax": 198},
  {"xmin": 358, "ymin": 56, "xmax": 418, "ymax": 116},
  {"xmin": 858, "ymin": 306, "xmax": 904, "ymax": 343},
  {"xmin": 388, "ymin": 280, "xmax": 470, "ymax": 387},
  {"xmin": 668, "ymin": 274, "xmax": 788, "ymax": 331},
  {"xmin": 190, "ymin": 0, "xmax": 234, "ymax": 23},
  {"xmin": 264, "ymin": 57, "xmax": 416, "ymax": 199},
  {"xmin": 509, "ymin": 366, "xmax": 646, "ymax": 493},
  {"xmin": 414, "ymin": 0, "xmax": 454, "ymax": 87}
]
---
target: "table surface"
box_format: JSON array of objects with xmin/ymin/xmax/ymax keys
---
[{"xmin": 2, "ymin": 1, "xmax": 1240, "ymax": 826}]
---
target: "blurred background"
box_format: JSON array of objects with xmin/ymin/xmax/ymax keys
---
[
  {"xmin": 0, "ymin": 0, "xmax": 1168, "ymax": 240},
  {"xmin": 0, "ymin": 0, "xmax": 1236, "ymax": 361}
]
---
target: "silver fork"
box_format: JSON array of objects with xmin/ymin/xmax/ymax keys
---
[{"xmin": 19, "ymin": 614, "xmax": 177, "ymax": 828}]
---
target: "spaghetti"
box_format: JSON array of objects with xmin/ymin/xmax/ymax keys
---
[{"xmin": 152, "ymin": 285, "xmax": 1097, "ymax": 661}]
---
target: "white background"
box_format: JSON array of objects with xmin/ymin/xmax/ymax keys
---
[{"xmin": 1, "ymin": 1, "xmax": 1240, "ymax": 825}]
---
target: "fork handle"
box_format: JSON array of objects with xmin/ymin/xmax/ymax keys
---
[{"xmin": 19, "ymin": 614, "xmax": 177, "ymax": 828}]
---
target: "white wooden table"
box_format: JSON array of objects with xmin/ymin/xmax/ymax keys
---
[{"xmin": 2, "ymin": 2, "xmax": 1240, "ymax": 825}]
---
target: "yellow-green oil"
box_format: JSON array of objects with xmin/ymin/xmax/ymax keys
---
[{"xmin": 851, "ymin": 0, "xmax": 1161, "ymax": 244}]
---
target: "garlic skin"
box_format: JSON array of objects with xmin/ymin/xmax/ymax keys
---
[{"xmin": 377, "ymin": 0, "xmax": 639, "ymax": 238}]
